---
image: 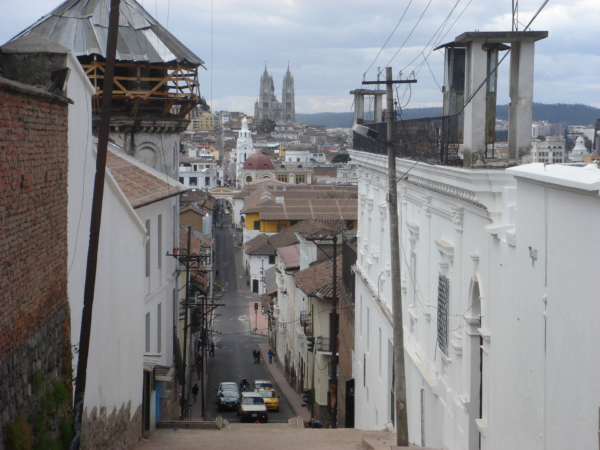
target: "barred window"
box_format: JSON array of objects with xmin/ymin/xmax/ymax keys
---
[{"xmin": 436, "ymin": 274, "xmax": 450, "ymax": 355}]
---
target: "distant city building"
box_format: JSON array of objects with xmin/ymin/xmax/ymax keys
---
[
  {"xmin": 531, "ymin": 136, "xmax": 565, "ymax": 163},
  {"xmin": 186, "ymin": 108, "xmax": 214, "ymax": 132},
  {"xmin": 179, "ymin": 144, "xmax": 216, "ymax": 189},
  {"xmin": 254, "ymin": 64, "xmax": 295, "ymax": 123}
]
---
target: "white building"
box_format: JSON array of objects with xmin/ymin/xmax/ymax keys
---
[
  {"xmin": 179, "ymin": 145, "xmax": 217, "ymax": 189},
  {"xmin": 65, "ymin": 48, "xmax": 148, "ymax": 442},
  {"xmin": 284, "ymin": 145, "xmax": 326, "ymax": 164},
  {"xmin": 531, "ymin": 136, "xmax": 565, "ymax": 163},
  {"xmin": 568, "ymin": 136, "xmax": 587, "ymax": 162}
]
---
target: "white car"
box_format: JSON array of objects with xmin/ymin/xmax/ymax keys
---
[{"xmin": 237, "ymin": 392, "xmax": 268, "ymax": 423}]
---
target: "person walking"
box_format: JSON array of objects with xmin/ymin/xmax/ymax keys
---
[
  {"xmin": 209, "ymin": 342, "xmax": 215, "ymax": 357},
  {"xmin": 192, "ymin": 384, "xmax": 199, "ymax": 403},
  {"xmin": 255, "ymin": 349, "xmax": 260, "ymax": 364},
  {"xmin": 252, "ymin": 350, "xmax": 257, "ymax": 364},
  {"xmin": 268, "ymin": 348, "xmax": 274, "ymax": 364}
]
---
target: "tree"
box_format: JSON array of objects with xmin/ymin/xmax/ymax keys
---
[
  {"xmin": 261, "ymin": 118, "xmax": 276, "ymax": 134},
  {"xmin": 332, "ymin": 153, "xmax": 350, "ymax": 163}
]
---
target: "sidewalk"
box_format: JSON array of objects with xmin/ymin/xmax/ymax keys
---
[{"xmin": 257, "ymin": 343, "xmax": 311, "ymax": 421}]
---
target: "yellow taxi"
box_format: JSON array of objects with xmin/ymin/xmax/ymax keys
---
[{"xmin": 258, "ymin": 388, "xmax": 279, "ymax": 412}]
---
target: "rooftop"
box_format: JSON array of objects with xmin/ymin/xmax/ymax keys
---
[
  {"xmin": 276, "ymin": 244, "xmax": 301, "ymax": 270},
  {"xmin": 13, "ymin": 0, "xmax": 204, "ymax": 65},
  {"xmin": 294, "ymin": 255, "xmax": 343, "ymax": 298},
  {"xmin": 104, "ymin": 141, "xmax": 187, "ymax": 209}
]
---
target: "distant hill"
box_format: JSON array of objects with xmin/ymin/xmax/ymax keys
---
[{"xmin": 297, "ymin": 103, "xmax": 600, "ymax": 128}]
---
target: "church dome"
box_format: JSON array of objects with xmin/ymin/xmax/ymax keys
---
[{"xmin": 243, "ymin": 154, "xmax": 274, "ymax": 170}]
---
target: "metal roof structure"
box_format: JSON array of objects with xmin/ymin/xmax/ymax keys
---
[{"xmin": 12, "ymin": 0, "xmax": 204, "ymax": 66}]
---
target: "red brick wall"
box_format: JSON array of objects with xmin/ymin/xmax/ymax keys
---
[{"xmin": 0, "ymin": 82, "xmax": 69, "ymax": 362}]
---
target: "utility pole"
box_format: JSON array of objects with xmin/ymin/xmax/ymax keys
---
[
  {"xmin": 330, "ymin": 234, "xmax": 338, "ymax": 429},
  {"xmin": 70, "ymin": 1, "xmax": 120, "ymax": 448},
  {"xmin": 181, "ymin": 226, "xmax": 192, "ymax": 420},
  {"xmin": 361, "ymin": 67, "xmax": 413, "ymax": 445},
  {"xmin": 385, "ymin": 66, "xmax": 409, "ymax": 446}
]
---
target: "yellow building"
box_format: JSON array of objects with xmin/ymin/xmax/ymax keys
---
[
  {"xmin": 186, "ymin": 108, "xmax": 214, "ymax": 132},
  {"xmin": 240, "ymin": 185, "xmax": 358, "ymax": 236}
]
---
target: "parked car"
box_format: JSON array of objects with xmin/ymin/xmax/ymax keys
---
[
  {"xmin": 237, "ymin": 392, "xmax": 268, "ymax": 423},
  {"xmin": 253, "ymin": 379, "xmax": 273, "ymax": 392},
  {"xmin": 258, "ymin": 388, "xmax": 279, "ymax": 412},
  {"xmin": 217, "ymin": 390, "xmax": 240, "ymax": 411},
  {"xmin": 218, "ymin": 382, "xmax": 239, "ymax": 394}
]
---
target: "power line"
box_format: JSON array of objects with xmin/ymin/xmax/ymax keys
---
[
  {"xmin": 382, "ymin": 0, "xmax": 435, "ymax": 71},
  {"xmin": 364, "ymin": 0, "xmax": 415, "ymax": 76}
]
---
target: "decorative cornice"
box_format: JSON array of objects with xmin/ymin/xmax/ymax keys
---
[{"xmin": 406, "ymin": 175, "xmax": 487, "ymax": 209}]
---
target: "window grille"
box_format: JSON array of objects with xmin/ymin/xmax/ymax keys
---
[{"xmin": 437, "ymin": 274, "xmax": 450, "ymax": 355}]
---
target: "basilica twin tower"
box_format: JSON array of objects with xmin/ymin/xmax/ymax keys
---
[{"xmin": 254, "ymin": 64, "xmax": 295, "ymax": 123}]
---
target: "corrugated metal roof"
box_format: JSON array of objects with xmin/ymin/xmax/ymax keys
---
[{"xmin": 12, "ymin": 0, "xmax": 204, "ymax": 65}]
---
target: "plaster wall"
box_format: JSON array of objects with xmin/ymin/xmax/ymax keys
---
[
  {"xmin": 135, "ymin": 198, "xmax": 179, "ymax": 367},
  {"xmin": 66, "ymin": 54, "xmax": 144, "ymax": 421},
  {"xmin": 349, "ymin": 149, "xmax": 515, "ymax": 449},
  {"xmin": 485, "ymin": 171, "xmax": 600, "ymax": 450}
]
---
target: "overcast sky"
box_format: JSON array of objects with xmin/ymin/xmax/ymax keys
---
[{"xmin": 2, "ymin": 0, "xmax": 599, "ymax": 114}]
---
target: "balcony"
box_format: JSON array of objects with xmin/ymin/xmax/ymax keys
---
[
  {"xmin": 352, "ymin": 115, "xmax": 462, "ymax": 166},
  {"xmin": 316, "ymin": 336, "xmax": 339, "ymax": 355}
]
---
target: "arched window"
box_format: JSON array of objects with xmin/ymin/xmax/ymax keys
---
[{"xmin": 246, "ymin": 175, "xmax": 253, "ymax": 183}]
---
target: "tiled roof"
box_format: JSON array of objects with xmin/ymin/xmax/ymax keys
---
[
  {"xmin": 105, "ymin": 142, "xmax": 187, "ymax": 209},
  {"xmin": 294, "ymin": 254, "xmax": 343, "ymax": 298},
  {"xmin": 244, "ymin": 234, "xmax": 273, "ymax": 256},
  {"xmin": 180, "ymin": 190, "xmax": 215, "ymax": 210},
  {"xmin": 240, "ymin": 185, "xmax": 358, "ymax": 221},
  {"xmin": 277, "ymin": 244, "xmax": 301, "ymax": 269},
  {"xmin": 244, "ymin": 219, "xmax": 344, "ymax": 256}
]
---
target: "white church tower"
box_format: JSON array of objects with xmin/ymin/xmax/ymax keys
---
[{"xmin": 236, "ymin": 117, "xmax": 254, "ymax": 182}]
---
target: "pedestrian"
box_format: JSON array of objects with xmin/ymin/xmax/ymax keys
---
[
  {"xmin": 210, "ymin": 342, "xmax": 215, "ymax": 357},
  {"xmin": 268, "ymin": 348, "xmax": 274, "ymax": 364},
  {"xmin": 222, "ymin": 286, "xmax": 226, "ymax": 295},
  {"xmin": 255, "ymin": 349, "xmax": 260, "ymax": 364},
  {"xmin": 216, "ymin": 269, "xmax": 219, "ymax": 279},
  {"xmin": 252, "ymin": 350, "xmax": 257, "ymax": 364},
  {"xmin": 192, "ymin": 384, "xmax": 199, "ymax": 403}
]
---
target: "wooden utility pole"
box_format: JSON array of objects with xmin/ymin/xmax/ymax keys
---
[
  {"xmin": 182, "ymin": 226, "xmax": 192, "ymax": 419},
  {"xmin": 362, "ymin": 67, "xmax": 414, "ymax": 445},
  {"xmin": 385, "ymin": 66, "xmax": 409, "ymax": 446},
  {"xmin": 70, "ymin": 1, "xmax": 121, "ymax": 448},
  {"xmin": 330, "ymin": 234, "xmax": 338, "ymax": 429}
]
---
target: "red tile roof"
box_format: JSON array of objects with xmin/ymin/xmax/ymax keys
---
[
  {"xmin": 294, "ymin": 254, "xmax": 343, "ymax": 298},
  {"xmin": 105, "ymin": 144, "xmax": 187, "ymax": 209},
  {"xmin": 277, "ymin": 244, "xmax": 301, "ymax": 269}
]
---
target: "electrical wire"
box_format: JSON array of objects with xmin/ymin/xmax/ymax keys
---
[
  {"xmin": 381, "ymin": 0, "xmax": 435, "ymax": 72},
  {"xmin": 364, "ymin": 0, "xmax": 415, "ymax": 77}
]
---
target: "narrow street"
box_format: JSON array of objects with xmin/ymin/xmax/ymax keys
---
[{"xmin": 203, "ymin": 216, "xmax": 295, "ymax": 424}]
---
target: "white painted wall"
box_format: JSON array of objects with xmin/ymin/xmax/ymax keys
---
[
  {"xmin": 136, "ymin": 198, "xmax": 179, "ymax": 368},
  {"xmin": 66, "ymin": 54, "xmax": 145, "ymax": 420},
  {"xmin": 350, "ymin": 149, "xmax": 515, "ymax": 448},
  {"xmin": 351, "ymin": 147, "xmax": 600, "ymax": 449},
  {"xmin": 246, "ymin": 254, "xmax": 274, "ymax": 294}
]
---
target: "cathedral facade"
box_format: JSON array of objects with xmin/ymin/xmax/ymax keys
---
[{"xmin": 254, "ymin": 64, "xmax": 295, "ymax": 123}]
